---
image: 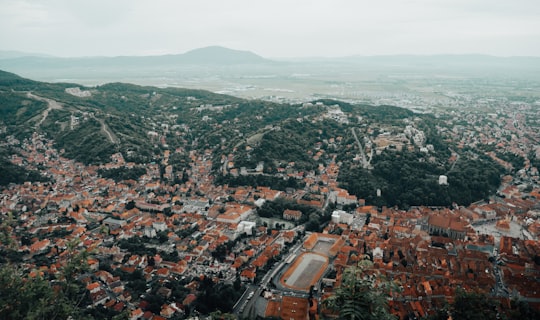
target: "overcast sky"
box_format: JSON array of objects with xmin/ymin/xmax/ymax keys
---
[{"xmin": 1, "ymin": 0, "xmax": 539, "ymax": 58}]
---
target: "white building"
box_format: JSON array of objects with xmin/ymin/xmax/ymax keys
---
[
  {"xmin": 144, "ymin": 227, "xmax": 157, "ymax": 238},
  {"xmin": 438, "ymin": 175, "xmax": 448, "ymax": 186},
  {"xmin": 236, "ymin": 221, "xmax": 256, "ymax": 236},
  {"xmin": 331, "ymin": 189, "xmax": 357, "ymax": 206},
  {"xmin": 373, "ymin": 247, "xmax": 384, "ymax": 260},
  {"xmin": 331, "ymin": 210, "xmax": 354, "ymax": 225},
  {"xmin": 254, "ymin": 198, "xmax": 266, "ymax": 207},
  {"xmin": 153, "ymin": 221, "xmax": 167, "ymax": 232}
]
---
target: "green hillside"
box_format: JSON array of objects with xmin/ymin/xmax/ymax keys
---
[{"xmin": 0, "ymin": 70, "xmax": 505, "ymax": 207}]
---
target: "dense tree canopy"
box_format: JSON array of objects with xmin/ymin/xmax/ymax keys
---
[
  {"xmin": 215, "ymin": 174, "xmax": 305, "ymax": 191},
  {"xmin": 193, "ymin": 277, "xmax": 244, "ymax": 314},
  {"xmin": 323, "ymin": 259, "xmax": 398, "ymax": 320},
  {"xmin": 97, "ymin": 166, "xmax": 146, "ymax": 182},
  {"xmin": 0, "ymin": 250, "xmax": 127, "ymax": 320},
  {"xmin": 339, "ymin": 150, "xmax": 503, "ymax": 209},
  {"xmin": 0, "ymin": 157, "xmax": 49, "ymax": 186}
]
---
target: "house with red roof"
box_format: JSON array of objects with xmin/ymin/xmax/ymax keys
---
[
  {"xmin": 240, "ymin": 268, "xmax": 257, "ymax": 283},
  {"xmin": 283, "ymin": 209, "xmax": 302, "ymax": 221}
]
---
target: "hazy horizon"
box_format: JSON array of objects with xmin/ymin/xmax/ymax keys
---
[
  {"xmin": 2, "ymin": 45, "xmax": 540, "ymax": 60},
  {"xmin": 1, "ymin": 0, "xmax": 539, "ymax": 59}
]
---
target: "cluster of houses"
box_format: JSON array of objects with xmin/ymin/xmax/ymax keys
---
[{"xmin": 2, "ymin": 95, "xmax": 540, "ymax": 319}]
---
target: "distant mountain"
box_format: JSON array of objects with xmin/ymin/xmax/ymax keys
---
[
  {"xmin": 179, "ymin": 46, "xmax": 268, "ymax": 64},
  {"xmin": 0, "ymin": 46, "xmax": 271, "ymax": 69},
  {"xmin": 0, "ymin": 46, "xmax": 275, "ymax": 86},
  {"xmin": 1, "ymin": 48, "xmax": 539, "ymax": 98}
]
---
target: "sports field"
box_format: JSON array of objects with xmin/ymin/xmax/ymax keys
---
[
  {"xmin": 312, "ymin": 240, "xmax": 333, "ymax": 255},
  {"xmin": 280, "ymin": 252, "xmax": 328, "ymax": 291}
]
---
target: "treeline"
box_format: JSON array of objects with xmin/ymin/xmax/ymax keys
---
[
  {"xmin": 339, "ymin": 150, "xmax": 503, "ymax": 208},
  {"xmin": 257, "ymin": 197, "xmax": 320, "ymax": 223},
  {"xmin": 357, "ymin": 104, "xmax": 415, "ymax": 122},
  {"xmin": 117, "ymin": 237, "xmax": 157, "ymax": 256},
  {"xmin": 0, "ymin": 252, "xmax": 128, "ymax": 320},
  {"xmin": 249, "ymin": 130, "xmax": 315, "ymax": 171},
  {"xmin": 46, "ymin": 116, "xmax": 114, "ymax": 164},
  {"xmin": 233, "ymin": 119, "xmax": 342, "ymax": 172},
  {"xmin": 0, "ymin": 258, "xmax": 242, "ymax": 320},
  {"xmin": 0, "ymin": 159, "xmax": 49, "ymax": 186},
  {"xmin": 495, "ymin": 151, "xmax": 525, "ymax": 170},
  {"xmin": 97, "ymin": 166, "xmax": 146, "ymax": 182},
  {"xmin": 215, "ymin": 174, "xmax": 305, "ymax": 191},
  {"xmin": 427, "ymin": 288, "xmax": 540, "ymax": 320},
  {"xmin": 258, "ymin": 198, "xmax": 328, "ymax": 231},
  {"xmin": 531, "ymin": 155, "xmax": 540, "ymax": 171},
  {"xmin": 193, "ymin": 277, "xmax": 243, "ymax": 315},
  {"xmin": 0, "ymin": 92, "xmax": 47, "ymax": 126},
  {"xmin": 0, "ymin": 149, "xmax": 49, "ymax": 186}
]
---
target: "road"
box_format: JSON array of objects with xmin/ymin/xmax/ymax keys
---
[
  {"xmin": 91, "ymin": 115, "xmax": 118, "ymax": 144},
  {"xmin": 235, "ymin": 237, "xmax": 306, "ymax": 318},
  {"xmin": 27, "ymin": 92, "xmax": 64, "ymax": 127},
  {"xmin": 351, "ymin": 127, "xmax": 371, "ymax": 169},
  {"xmin": 26, "ymin": 92, "xmax": 118, "ymax": 144},
  {"xmin": 445, "ymin": 148, "xmax": 460, "ymax": 174},
  {"xmin": 233, "ymin": 285, "xmax": 255, "ymax": 316}
]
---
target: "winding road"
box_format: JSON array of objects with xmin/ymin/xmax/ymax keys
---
[
  {"xmin": 92, "ymin": 115, "xmax": 118, "ymax": 144},
  {"xmin": 27, "ymin": 92, "xmax": 118, "ymax": 144},
  {"xmin": 27, "ymin": 92, "xmax": 63, "ymax": 127}
]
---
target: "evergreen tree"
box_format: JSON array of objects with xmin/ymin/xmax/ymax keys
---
[
  {"xmin": 450, "ymin": 288, "xmax": 499, "ymax": 320},
  {"xmin": 323, "ymin": 258, "xmax": 399, "ymax": 320}
]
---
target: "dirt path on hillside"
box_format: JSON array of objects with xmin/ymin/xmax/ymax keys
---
[
  {"xmin": 27, "ymin": 92, "xmax": 63, "ymax": 127},
  {"xmin": 27, "ymin": 92, "xmax": 118, "ymax": 144},
  {"xmin": 92, "ymin": 115, "xmax": 118, "ymax": 144}
]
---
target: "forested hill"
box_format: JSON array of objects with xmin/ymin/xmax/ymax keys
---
[{"xmin": 0, "ymin": 70, "xmax": 505, "ymax": 207}]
